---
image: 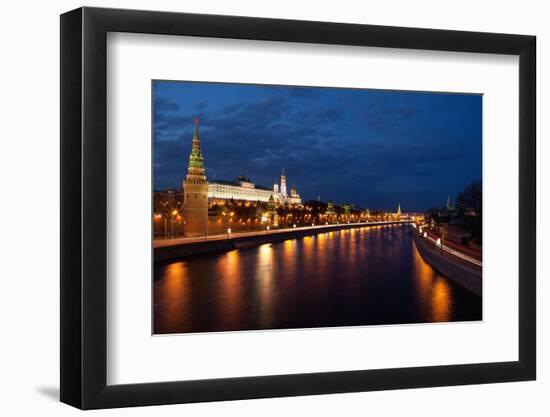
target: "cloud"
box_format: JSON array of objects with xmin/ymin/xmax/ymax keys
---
[{"xmin": 153, "ymin": 82, "xmax": 481, "ymax": 210}]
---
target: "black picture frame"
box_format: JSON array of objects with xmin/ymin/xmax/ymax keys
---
[{"xmin": 60, "ymin": 6, "xmax": 536, "ymax": 410}]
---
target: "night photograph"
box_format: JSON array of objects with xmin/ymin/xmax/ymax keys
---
[{"xmin": 152, "ymin": 80, "xmax": 483, "ymax": 335}]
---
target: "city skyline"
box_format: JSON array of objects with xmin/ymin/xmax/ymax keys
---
[{"xmin": 153, "ymin": 80, "xmax": 482, "ymax": 211}]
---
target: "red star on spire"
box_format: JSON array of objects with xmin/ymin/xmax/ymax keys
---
[{"xmin": 194, "ymin": 117, "xmax": 199, "ymax": 125}]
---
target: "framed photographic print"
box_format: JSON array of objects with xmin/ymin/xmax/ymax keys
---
[{"xmin": 60, "ymin": 7, "xmax": 536, "ymax": 409}]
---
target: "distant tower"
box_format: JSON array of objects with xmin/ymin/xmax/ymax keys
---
[
  {"xmin": 397, "ymin": 203, "xmax": 402, "ymax": 216},
  {"xmin": 267, "ymin": 195, "xmax": 279, "ymax": 226},
  {"xmin": 446, "ymin": 195, "xmax": 452, "ymax": 211},
  {"xmin": 182, "ymin": 118, "xmax": 208, "ymax": 237},
  {"xmin": 280, "ymin": 169, "xmax": 287, "ymax": 197},
  {"xmin": 273, "ymin": 181, "xmax": 279, "ymax": 194},
  {"xmin": 326, "ymin": 200, "xmax": 336, "ymax": 222},
  {"xmin": 343, "ymin": 204, "xmax": 351, "ymax": 217}
]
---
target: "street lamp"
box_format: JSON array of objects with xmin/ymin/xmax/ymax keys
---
[
  {"xmin": 161, "ymin": 201, "xmax": 169, "ymax": 238},
  {"xmin": 171, "ymin": 209, "xmax": 178, "ymax": 238},
  {"xmin": 154, "ymin": 213, "xmax": 162, "ymax": 238}
]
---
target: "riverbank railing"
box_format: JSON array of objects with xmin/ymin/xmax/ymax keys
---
[{"xmin": 420, "ymin": 233, "xmax": 482, "ymax": 267}]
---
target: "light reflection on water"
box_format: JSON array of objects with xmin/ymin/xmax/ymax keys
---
[
  {"xmin": 411, "ymin": 243, "xmax": 452, "ymax": 322},
  {"xmin": 216, "ymin": 249, "xmax": 241, "ymax": 329},
  {"xmin": 257, "ymin": 244, "xmax": 275, "ymax": 328},
  {"xmin": 154, "ymin": 225, "xmax": 481, "ymax": 334}
]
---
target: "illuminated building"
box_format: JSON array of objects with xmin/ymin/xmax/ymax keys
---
[
  {"xmin": 182, "ymin": 118, "xmax": 208, "ymax": 237},
  {"xmin": 208, "ymin": 169, "xmax": 302, "ymax": 205},
  {"xmin": 288, "ymin": 186, "xmax": 301, "ymax": 205},
  {"xmin": 280, "ymin": 168, "xmax": 287, "ymax": 197},
  {"xmin": 326, "ymin": 200, "xmax": 337, "ymax": 222},
  {"xmin": 275, "ymin": 169, "xmax": 301, "ymax": 205},
  {"xmin": 266, "ymin": 195, "xmax": 279, "ymax": 226},
  {"xmin": 343, "ymin": 204, "xmax": 351, "ymax": 216},
  {"xmin": 208, "ymin": 176, "xmax": 274, "ymax": 203}
]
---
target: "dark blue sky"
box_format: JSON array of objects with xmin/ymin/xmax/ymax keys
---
[{"xmin": 153, "ymin": 80, "xmax": 481, "ymax": 211}]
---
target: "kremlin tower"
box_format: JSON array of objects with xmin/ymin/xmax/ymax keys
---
[
  {"xmin": 182, "ymin": 118, "xmax": 209, "ymax": 237},
  {"xmin": 326, "ymin": 200, "xmax": 337, "ymax": 222},
  {"xmin": 280, "ymin": 169, "xmax": 287, "ymax": 197},
  {"xmin": 267, "ymin": 195, "xmax": 279, "ymax": 226}
]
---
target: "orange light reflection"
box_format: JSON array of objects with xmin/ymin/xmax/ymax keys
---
[{"xmin": 412, "ymin": 243, "xmax": 452, "ymax": 322}]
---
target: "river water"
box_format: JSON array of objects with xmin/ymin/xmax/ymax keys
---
[{"xmin": 154, "ymin": 224, "xmax": 481, "ymax": 334}]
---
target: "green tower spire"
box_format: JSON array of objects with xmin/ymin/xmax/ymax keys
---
[
  {"xmin": 193, "ymin": 117, "xmax": 200, "ymax": 139},
  {"xmin": 188, "ymin": 117, "xmax": 204, "ymax": 169}
]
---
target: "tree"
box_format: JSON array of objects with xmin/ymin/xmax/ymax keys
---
[
  {"xmin": 456, "ymin": 180, "xmax": 482, "ymax": 215},
  {"xmin": 455, "ymin": 180, "xmax": 482, "ymax": 245}
]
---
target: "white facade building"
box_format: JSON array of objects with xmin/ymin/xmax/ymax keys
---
[
  {"xmin": 207, "ymin": 171, "xmax": 302, "ymax": 205},
  {"xmin": 208, "ymin": 178, "xmax": 274, "ymax": 202}
]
